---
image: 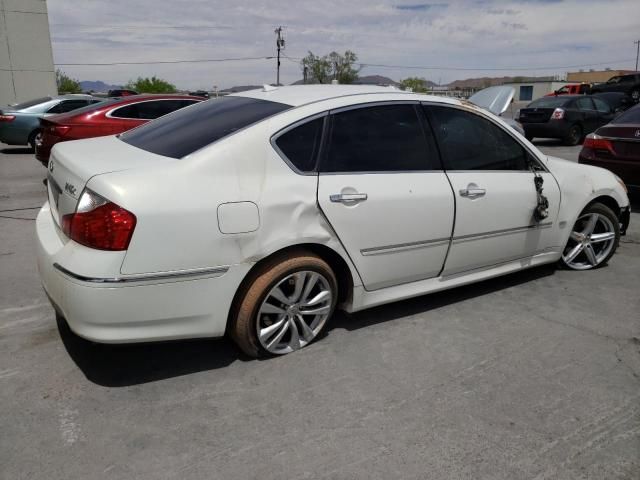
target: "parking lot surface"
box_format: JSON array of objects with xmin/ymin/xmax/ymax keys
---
[{"xmin": 1, "ymin": 141, "xmax": 638, "ymax": 479}]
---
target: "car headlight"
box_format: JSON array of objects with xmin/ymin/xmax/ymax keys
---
[{"xmin": 614, "ymin": 174, "xmax": 628, "ymax": 193}]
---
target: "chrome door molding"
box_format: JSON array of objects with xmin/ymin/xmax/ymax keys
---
[
  {"xmin": 361, "ymin": 237, "xmax": 451, "ymax": 256},
  {"xmin": 451, "ymin": 222, "xmax": 552, "ymax": 244}
]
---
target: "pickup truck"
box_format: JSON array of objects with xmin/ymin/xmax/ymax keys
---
[{"xmin": 545, "ymin": 83, "xmax": 591, "ymax": 96}]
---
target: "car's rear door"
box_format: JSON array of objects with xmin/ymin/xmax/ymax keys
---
[
  {"xmin": 424, "ymin": 104, "xmax": 561, "ymax": 276},
  {"xmin": 575, "ymin": 97, "xmax": 599, "ymax": 134},
  {"xmin": 316, "ymin": 102, "xmax": 454, "ymax": 291}
]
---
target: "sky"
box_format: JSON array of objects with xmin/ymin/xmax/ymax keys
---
[{"xmin": 47, "ymin": 0, "xmax": 640, "ymax": 90}]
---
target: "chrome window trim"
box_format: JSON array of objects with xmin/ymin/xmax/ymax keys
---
[
  {"xmin": 106, "ymin": 98, "xmax": 199, "ymax": 120},
  {"xmin": 53, "ymin": 263, "xmax": 229, "ymax": 284}
]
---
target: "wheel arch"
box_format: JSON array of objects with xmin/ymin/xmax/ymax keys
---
[
  {"xmin": 226, "ymin": 243, "xmax": 356, "ymax": 332},
  {"xmin": 584, "ymin": 195, "xmax": 620, "ymax": 217}
]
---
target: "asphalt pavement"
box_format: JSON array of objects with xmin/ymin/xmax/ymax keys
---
[{"xmin": 1, "ymin": 141, "xmax": 638, "ymax": 480}]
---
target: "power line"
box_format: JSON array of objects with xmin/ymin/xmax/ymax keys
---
[
  {"xmin": 55, "ymin": 56, "xmax": 274, "ymax": 66},
  {"xmin": 50, "ymin": 23, "xmax": 234, "ymax": 30}
]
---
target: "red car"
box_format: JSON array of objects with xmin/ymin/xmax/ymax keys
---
[
  {"xmin": 35, "ymin": 94, "xmax": 204, "ymax": 166},
  {"xmin": 579, "ymin": 103, "xmax": 640, "ymax": 191}
]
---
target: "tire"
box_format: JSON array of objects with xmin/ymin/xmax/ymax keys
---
[
  {"xmin": 28, "ymin": 129, "xmax": 41, "ymax": 151},
  {"xmin": 631, "ymin": 89, "xmax": 640, "ymax": 103},
  {"xmin": 564, "ymin": 124, "xmax": 582, "ymax": 146},
  {"xmin": 230, "ymin": 250, "xmax": 338, "ymax": 357},
  {"xmin": 560, "ymin": 202, "xmax": 620, "ymax": 270}
]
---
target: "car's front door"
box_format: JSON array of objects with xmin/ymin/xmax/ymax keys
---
[
  {"xmin": 316, "ymin": 103, "xmax": 455, "ymax": 291},
  {"xmin": 424, "ymin": 104, "xmax": 561, "ymax": 276}
]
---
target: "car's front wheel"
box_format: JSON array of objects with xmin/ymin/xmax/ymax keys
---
[
  {"xmin": 230, "ymin": 251, "xmax": 338, "ymax": 357},
  {"xmin": 631, "ymin": 89, "xmax": 640, "ymax": 103},
  {"xmin": 561, "ymin": 202, "xmax": 620, "ymax": 270}
]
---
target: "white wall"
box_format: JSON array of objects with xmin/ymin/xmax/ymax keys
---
[
  {"xmin": 0, "ymin": 0, "xmax": 57, "ymax": 106},
  {"xmin": 503, "ymin": 82, "xmax": 567, "ymax": 102}
]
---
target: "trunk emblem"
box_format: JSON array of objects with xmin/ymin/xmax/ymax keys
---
[{"xmin": 65, "ymin": 182, "xmax": 77, "ymax": 197}]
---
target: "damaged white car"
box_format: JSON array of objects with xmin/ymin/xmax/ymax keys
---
[{"xmin": 37, "ymin": 85, "xmax": 630, "ymax": 357}]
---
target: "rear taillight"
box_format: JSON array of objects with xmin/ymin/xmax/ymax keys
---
[
  {"xmin": 62, "ymin": 189, "xmax": 136, "ymax": 251},
  {"xmin": 0, "ymin": 114, "xmax": 15, "ymax": 122},
  {"xmin": 50, "ymin": 125, "xmax": 71, "ymax": 137},
  {"xmin": 583, "ymin": 133, "xmax": 614, "ymax": 153},
  {"xmin": 551, "ymin": 108, "xmax": 565, "ymax": 120}
]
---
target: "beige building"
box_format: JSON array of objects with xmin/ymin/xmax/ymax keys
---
[
  {"xmin": 0, "ymin": 0, "xmax": 57, "ymax": 106},
  {"xmin": 566, "ymin": 69, "xmax": 636, "ymax": 84}
]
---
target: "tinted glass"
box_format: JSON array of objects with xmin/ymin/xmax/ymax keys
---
[
  {"xmin": 612, "ymin": 104, "xmax": 640, "ymax": 124},
  {"xmin": 48, "ymin": 100, "xmax": 90, "ymax": 114},
  {"xmin": 113, "ymin": 99, "xmax": 199, "ymax": 120},
  {"xmin": 592, "ymin": 98, "xmax": 611, "ymax": 113},
  {"xmin": 120, "ymin": 96, "xmax": 291, "ymax": 159},
  {"xmin": 528, "ymin": 97, "xmax": 571, "ymax": 108},
  {"xmin": 12, "ymin": 97, "xmax": 52, "ymax": 110},
  {"xmin": 322, "ymin": 104, "xmax": 436, "ymax": 172},
  {"xmin": 275, "ymin": 117, "xmax": 324, "ymax": 172},
  {"xmin": 428, "ymin": 106, "xmax": 528, "ymax": 171},
  {"xmin": 576, "ymin": 98, "xmax": 594, "ymax": 111}
]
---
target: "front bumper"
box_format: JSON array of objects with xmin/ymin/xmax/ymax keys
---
[{"xmin": 36, "ymin": 203, "xmax": 250, "ymax": 343}]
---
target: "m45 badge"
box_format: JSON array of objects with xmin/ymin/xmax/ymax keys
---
[{"xmin": 64, "ymin": 182, "xmax": 77, "ymax": 197}]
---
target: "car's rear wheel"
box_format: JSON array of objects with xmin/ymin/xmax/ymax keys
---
[
  {"xmin": 561, "ymin": 202, "xmax": 619, "ymax": 270},
  {"xmin": 230, "ymin": 251, "xmax": 338, "ymax": 357},
  {"xmin": 28, "ymin": 129, "xmax": 41, "ymax": 151},
  {"xmin": 564, "ymin": 124, "xmax": 583, "ymax": 146},
  {"xmin": 631, "ymin": 89, "xmax": 640, "ymax": 103}
]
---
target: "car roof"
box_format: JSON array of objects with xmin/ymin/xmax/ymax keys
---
[
  {"xmin": 53, "ymin": 94, "xmax": 97, "ymax": 100},
  {"xmin": 230, "ymin": 84, "xmax": 459, "ymax": 108}
]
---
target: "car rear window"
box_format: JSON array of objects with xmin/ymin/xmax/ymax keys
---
[
  {"xmin": 120, "ymin": 96, "xmax": 291, "ymax": 159},
  {"xmin": 612, "ymin": 105, "xmax": 640, "ymax": 124},
  {"xmin": 11, "ymin": 97, "xmax": 53, "ymax": 110},
  {"xmin": 527, "ymin": 97, "xmax": 571, "ymax": 108}
]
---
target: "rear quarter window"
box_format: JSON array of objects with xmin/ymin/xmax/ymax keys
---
[{"xmin": 120, "ymin": 96, "xmax": 290, "ymax": 159}]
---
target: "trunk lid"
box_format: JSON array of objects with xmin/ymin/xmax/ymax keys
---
[
  {"xmin": 46, "ymin": 135, "xmax": 173, "ymax": 227},
  {"xmin": 596, "ymin": 124, "xmax": 640, "ymax": 159},
  {"xmin": 468, "ymin": 86, "xmax": 515, "ymax": 116},
  {"xmin": 518, "ymin": 108, "xmax": 554, "ymax": 124}
]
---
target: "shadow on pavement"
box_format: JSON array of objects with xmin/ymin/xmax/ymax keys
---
[
  {"xmin": 58, "ymin": 264, "xmax": 558, "ymax": 387},
  {"xmin": 331, "ymin": 264, "xmax": 557, "ymax": 333},
  {"xmin": 56, "ymin": 316, "xmax": 241, "ymax": 387},
  {"xmin": 1, "ymin": 147, "xmax": 33, "ymax": 155}
]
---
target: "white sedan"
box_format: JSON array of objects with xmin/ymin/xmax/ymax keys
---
[{"xmin": 36, "ymin": 85, "xmax": 631, "ymax": 357}]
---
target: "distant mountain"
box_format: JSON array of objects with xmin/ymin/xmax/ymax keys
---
[
  {"xmin": 79, "ymin": 80, "xmax": 122, "ymax": 92},
  {"xmin": 446, "ymin": 76, "xmax": 554, "ymax": 89}
]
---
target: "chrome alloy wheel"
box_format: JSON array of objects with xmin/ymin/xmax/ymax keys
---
[
  {"xmin": 256, "ymin": 271, "xmax": 333, "ymax": 355},
  {"xmin": 562, "ymin": 212, "xmax": 616, "ymax": 270}
]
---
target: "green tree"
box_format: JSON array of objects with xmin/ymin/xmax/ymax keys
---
[
  {"xmin": 56, "ymin": 69, "xmax": 82, "ymax": 94},
  {"xmin": 301, "ymin": 50, "xmax": 360, "ymax": 84},
  {"xmin": 125, "ymin": 76, "xmax": 177, "ymax": 93},
  {"xmin": 399, "ymin": 77, "xmax": 430, "ymax": 93}
]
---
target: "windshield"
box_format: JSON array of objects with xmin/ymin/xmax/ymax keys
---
[
  {"xmin": 10, "ymin": 97, "xmax": 53, "ymax": 110},
  {"xmin": 527, "ymin": 97, "xmax": 571, "ymax": 108},
  {"xmin": 120, "ymin": 96, "xmax": 291, "ymax": 159}
]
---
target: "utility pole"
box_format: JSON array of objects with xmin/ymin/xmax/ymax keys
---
[
  {"xmin": 275, "ymin": 27, "xmax": 285, "ymax": 86},
  {"xmin": 635, "ymin": 40, "xmax": 640, "ymax": 71}
]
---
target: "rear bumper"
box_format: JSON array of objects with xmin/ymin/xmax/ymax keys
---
[
  {"xmin": 36, "ymin": 203, "xmax": 251, "ymax": 343},
  {"xmin": 578, "ymin": 150, "xmax": 640, "ymax": 189},
  {"xmin": 521, "ymin": 121, "xmax": 569, "ymax": 139}
]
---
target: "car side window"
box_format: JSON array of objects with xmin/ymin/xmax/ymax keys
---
[
  {"xmin": 427, "ymin": 106, "xmax": 528, "ymax": 171},
  {"xmin": 592, "ymin": 98, "xmax": 611, "ymax": 114},
  {"xmin": 321, "ymin": 104, "xmax": 437, "ymax": 173},
  {"xmin": 47, "ymin": 100, "xmax": 89, "ymax": 114},
  {"xmin": 110, "ymin": 104, "xmax": 141, "ymax": 119},
  {"xmin": 576, "ymin": 98, "xmax": 595, "ymax": 111},
  {"xmin": 135, "ymin": 100, "xmax": 194, "ymax": 119},
  {"xmin": 274, "ymin": 117, "xmax": 324, "ymax": 173}
]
